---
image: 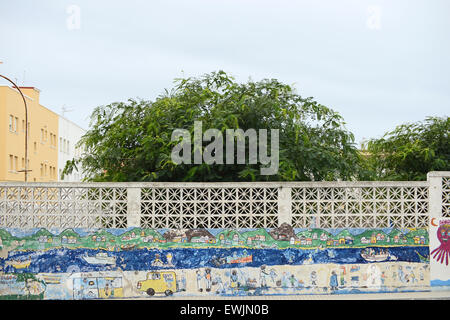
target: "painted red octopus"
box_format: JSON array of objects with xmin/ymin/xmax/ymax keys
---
[{"xmin": 431, "ymin": 224, "xmax": 450, "ymax": 266}]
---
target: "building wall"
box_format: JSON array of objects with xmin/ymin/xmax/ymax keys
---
[
  {"xmin": 58, "ymin": 116, "xmax": 86, "ymax": 182},
  {"xmin": 0, "ymin": 86, "xmax": 59, "ymax": 182}
]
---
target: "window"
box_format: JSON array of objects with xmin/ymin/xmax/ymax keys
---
[
  {"xmin": 41, "ymin": 129, "xmax": 44, "ymax": 141},
  {"xmin": 9, "ymin": 155, "xmax": 13, "ymax": 170},
  {"xmin": 34, "ymin": 142, "xmax": 37, "ymax": 152},
  {"xmin": 14, "ymin": 117, "xmax": 18, "ymax": 132},
  {"xmin": 44, "ymin": 164, "xmax": 47, "ymax": 176},
  {"xmin": 40, "ymin": 164, "xmax": 43, "ymax": 176},
  {"xmin": 22, "ymin": 157, "xmax": 25, "ymax": 169},
  {"xmin": 9, "ymin": 115, "xmax": 13, "ymax": 131},
  {"xmin": 14, "ymin": 156, "xmax": 18, "ymax": 172},
  {"xmin": 22, "ymin": 120, "xmax": 25, "ymax": 132}
]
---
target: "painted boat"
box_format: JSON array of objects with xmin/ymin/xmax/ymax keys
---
[
  {"xmin": 211, "ymin": 256, "xmax": 227, "ymax": 267},
  {"xmin": 82, "ymin": 252, "xmax": 116, "ymax": 265},
  {"xmin": 302, "ymin": 255, "xmax": 313, "ymax": 265},
  {"xmin": 229, "ymin": 255, "xmax": 253, "ymax": 264},
  {"xmin": 120, "ymin": 244, "xmax": 136, "ymax": 251},
  {"xmin": 40, "ymin": 274, "xmax": 61, "ymax": 284},
  {"xmin": 9, "ymin": 259, "xmax": 32, "ymax": 269},
  {"xmin": 360, "ymin": 249, "xmax": 389, "ymax": 262}
]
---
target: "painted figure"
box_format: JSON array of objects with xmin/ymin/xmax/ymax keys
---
[
  {"xmin": 329, "ymin": 271, "xmax": 338, "ymax": 292},
  {"xmin": 196, "ymin": 269, "xmax": 203, "ymax": 292},
  {"xmin": 166, "ymin": 253, "xmax": 174, "ymax": 267},
  {"xmin": 310, "ymin": 271, "xmax": 317, "ymax": 287},
  {"xmin": 431, "ymin": 223, "xmax": 450, "ymax": 265},
  {"xmin": 205, "ymin": 268, "xmax": 212, "ymax": 292},
  {"xmin": 152, "ymin": 254, "xmax": 164, "ymax": 267},
  {"xmin": 230, "ymin": 270, "xmax": 239, "ymax": 291},
  {"xmin": 289, "ymin": 274, "xmax": 297, "ymax": 288},
  {"xmin": 215, "ymin": 276, "xmax": 225, "ymax": 294},
  {"xmin": 260, "ymin": 265, "xmax": 269, "ymax": 288}
]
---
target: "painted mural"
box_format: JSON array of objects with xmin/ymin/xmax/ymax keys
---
[
  {"xmin": 0, "ymin": 223, "xmax": 430, "ymax": 299},
  {"xmin": 430, "ymin": 218, "xmax": 450, "ymax": 290}
]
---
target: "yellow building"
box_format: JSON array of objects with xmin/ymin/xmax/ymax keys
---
[{"xmin": 0, "ymin": 86, "xmax": 59, "ymax": 182}]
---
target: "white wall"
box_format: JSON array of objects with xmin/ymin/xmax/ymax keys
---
[{"xmin": 58, "ymin": 116, "xmax": 86, "ymax": 182}]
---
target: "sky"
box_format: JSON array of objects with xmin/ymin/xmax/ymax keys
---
[{"xmin": 0, "ymin": 0, "xmax": 449, "ymax": 145}]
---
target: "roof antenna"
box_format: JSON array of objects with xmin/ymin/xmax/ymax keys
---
[{"xmin": 62, "ymin": 104, "xmax": 74, "ymax": 117}]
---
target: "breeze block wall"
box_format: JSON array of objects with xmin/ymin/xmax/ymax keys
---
[{"xmin": 0, "ymin": 173, "xmax": 448, "ymax": 299}]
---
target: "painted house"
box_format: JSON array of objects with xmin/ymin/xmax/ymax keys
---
[
  {"xmin": 320, "ymin": 233, "xmax": 328, "ymax": 241},
  {"xmin": 376, "ymin": 233, "xmax": 385, "ymax": 241},
  {"xmin": 191, "ymin": 236, "xmax": 210, "ymax": 243},
  {"xmin": 345, "ymin": 236, "xmax": 354, "ymax": 245},
  {"xmin": 361, "ymin": 237, "xmax": 370, "ymax": 244},
  {"xmin": 142, "ymin": 235, "xmax": 154, "ymax": 243}
]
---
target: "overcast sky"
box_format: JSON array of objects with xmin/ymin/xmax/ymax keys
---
[{"xmin": 0, "ymin": 0, "xmax": 449, "ymax": 144}]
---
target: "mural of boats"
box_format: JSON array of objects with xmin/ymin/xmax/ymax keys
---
[
  {"xmin": 82, "ymin": 252, "xmax": 116, "ymax": 265},
  {"xmin": 211, "ymin": 256, "xmax": 227, "ymax": 267},
  {"xmin": 7, "ymin": 259, "xmax": 32, "ymax": 269},
  {"xmin": 302, "ymin": 254, "xmax": 313, "ymax": 265},
  {"xmin": 227, "ymin": 250, "xmax": 253, "ymax": 264},
  {"xmin": 120, "ymin": 244, "xmax": 137, "ymax": 251},
  {"xmin": 40, "ymin": 274, "xmax": 61, "ymax": 284},
  {"xmin": 360, "ymin": 248, "xmax": 389, "ymax": 262}
]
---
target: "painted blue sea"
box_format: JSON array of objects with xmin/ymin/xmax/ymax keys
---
[{"xmin": 1, "ymin": 246, "xmax": 429, "ymax": 274}]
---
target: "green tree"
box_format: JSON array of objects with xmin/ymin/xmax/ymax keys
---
[
  {"xmin": 63, "ymin": 71, "xmax": 364, "ymax": 182},
  {"xmin": 365, "ymin": 116, "xmax": 450, "ymax": 181}
]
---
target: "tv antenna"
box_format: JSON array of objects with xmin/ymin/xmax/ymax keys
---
[{"xmin": 62, "ymin": 104, "xmax": 74, "ymax": 117}]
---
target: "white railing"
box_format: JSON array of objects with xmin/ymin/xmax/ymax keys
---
[{"xmin": 0, "ymin": 171, "xmax": 448, "ymax": 229}]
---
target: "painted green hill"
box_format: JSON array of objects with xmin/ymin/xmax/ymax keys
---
[
  {"xmin": 216, "ymin": 229, "xmax": 245, "ymax": 242},
  {"xmin": 26, "ymin": 228, "xmax": 54, "ymax": 240},
  {"xmin": 407, "ymin": 228, "xmax": 428, "ymax": 237},
  {"xmin": 91, "ymin": 229, "xmax": 116, "ymax": 239},
  {"xmin": 120, "ymin": 228, "xmax": 143, "ymax": 237},
  {"xmin": 59, "ymin": 229, "xmax": 80, "ymax": 238},
  {"xmin": 388, "ymin": 229, "xmax": 406, "ymax": 238},
  {"xmin": 240, "ymin": 229, "xmax": 275, "ymax": 242},
  {"xmin": 335, "ymin": 229, "xmax": 354, "ymax": 239},
  {"xmin": 296, "ymin": 228, "xmax": 332, "ymax": 239},
  {"xmin": 0, "ymin": 229, "xmax": 16, "ymax": 241},
  {"xmin": 140, "ymin": 229, "xmax": 164, "ymax": 239}
]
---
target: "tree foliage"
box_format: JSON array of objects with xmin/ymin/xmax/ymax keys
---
[
  {"xmin": 365, "ymin": 116, "xmax": 450, "ymax": 181},
  {"xmin": 63, "ymin": 71, "xmax": 365, "ymax": 182}
]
